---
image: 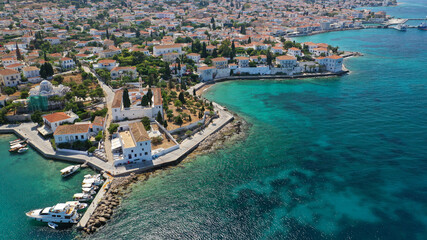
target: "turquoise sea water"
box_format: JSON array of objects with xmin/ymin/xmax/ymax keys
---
[
  {"xmin": 0, "ymin": 134, "xmax": 94, "ymax": 240},
  {"xmin": 89, "ymin": 6, "xmax": 427, "ymax": 240}
]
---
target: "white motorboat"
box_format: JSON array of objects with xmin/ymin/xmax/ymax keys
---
[
  {"xmin": 82, "ymin": 177, "xmax": 104, "ymax": 186},
  {"xmin": 65, "ymin": 201, "xmax": 88, "ymax": 210},
  {"xmin": 60, "ymin": 165, "xmax": 80, "ymax": 177},
  {"xmin": 48, "ymin": 222, "xmax": 58, "ymax": 229},
  {"xmin": 82, "ymin": 187, "xmax": 97, "ymax": 195},
  {"xmin": 73, "ymin": 193, "xmax": 94, "ymax": 202},
  {"xmin": 82, "ymin": 183, "xmax": 99, "ymax": 190},
  {"xmin": 10, "ymin": 139, "xmax": 27, "ymax": 146},
  {"xmin": 18, "ymin": 147, "xmax": 28, "ymax": 153},
  {"xmin": 84, "ymin": 174, "xmax": 101, "ymax": 179},
  {"xmin": 25, "ymin": 203, "xmax": 80, "ymax": 223}
]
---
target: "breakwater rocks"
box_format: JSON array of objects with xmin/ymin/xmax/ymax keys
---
[
  {"xmin": 81, "ymin": 173, "xmax": 147, "ymax": 234},
  {"xmin": 192, "ymin": 114, "xmax": 249, "ymax": 156}
]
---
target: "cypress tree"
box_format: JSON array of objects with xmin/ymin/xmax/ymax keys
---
[
  {"xmin": 178, "ymin": 91, "xmax": 186, "ymax": 104},
  {"xmin": 123, "ymin": 88, "xmax": 131, "ymax": 108},
  {"xmin": 201, "ymin": 42, "xmax": 207, "ymax": 58},
  {"xmin": 141, "ymin": 95, "xmax": 149, "ymax": 107},
  {"xmin": 147, "ymin": 88, "xmax": 153, "ymax": 105},
  {"xmin": 163, "ymin": 120, "xmax": 168, "ymax": 128},
  {"xmin": 15, "ymin": 42, "xmax": 22, "ymax": 60},
  {"xmin": 156, "ymin": 111, "xmax": 163, "ymax": 123}
]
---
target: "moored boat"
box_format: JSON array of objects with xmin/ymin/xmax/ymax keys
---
[
  {"xmin": 418, "ymin": 17, "xmax": 427, "ymax": 30},
  {"xmin": 25, "ymin": 203, "xmax": 80, "ymax": 223},
  {"xmin": 73, "ymin": 193, "xmax": 94, "ymax": 202},
  {"xmin": 17, "ymin": 147, "xmax": 28, "ymax": 153},
  {"xmin": 60, "ymin": 165, "xmax": 80, "ymax": 177},
  {"xmin": 48, "ymin": 222, "xmax": 58, "ymax": 229},
  {"xmin": 9, "ymin": 144, "xmax": 27, "ymax": 152}
]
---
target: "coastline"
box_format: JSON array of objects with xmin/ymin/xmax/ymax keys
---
[{"xmin": 79, "ymin": 110, "xmax": 250, "ymax": 235}]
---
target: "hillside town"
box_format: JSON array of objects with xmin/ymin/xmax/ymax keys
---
[
  {"xmin": 0, "ymin": 0, "xmax": 394, "ymax": 167},
  {"xmin": 0, "ymin": 0, "xmax": 400, "ymax": 234}
]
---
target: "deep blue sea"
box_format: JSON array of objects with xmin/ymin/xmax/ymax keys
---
[{"xmin": 2, "ymin": 1, "xmax": 427, "ymax": 240}]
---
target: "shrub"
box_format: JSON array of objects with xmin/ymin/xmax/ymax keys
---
[
  {"xmin": 108, "ymin": 123, "xmax": 119, "ymax": 134},
  {"xmin": 88, "ymin": 146, "xmax": 97, "ymax": 153},
  {"xmin": 151, "ymin": 136, "xmax": 163, "ymax": 144}
]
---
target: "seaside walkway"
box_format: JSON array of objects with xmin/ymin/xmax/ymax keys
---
[{"xmin": 0, "ymin": 103, "xmax": 234, "ymax": 176}]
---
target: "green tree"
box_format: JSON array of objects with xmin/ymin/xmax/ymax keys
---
[
  {"xmin": 141, "ymin": 95, "xmax": 149, "ymax": 107},
  {"xmin": 178, "ymin": 92, "xmax": 186, "ymax": 104},
  {"xmin": 146, "ymin": 88, "xmax": 153, "ymax": 105},
  {"xmin": 108, "ymin": 123, "xmax": 119, "ymax": 134},
  {"xmin": 123, "ymin": 88, "xmax": 131, "ymax": 108},
  {"xmin": 141, "ymin": 116, "xmax": 151, "ymax": 131},
  {"xmin": 156, "ymin": 111, "xmax": 163, "ymax": 123},
  {"xmin": 174, "ymin": 115, "xmax": 183, "ymax": 127},
  {"xmin": 31, "ymin": 110, "xmax": 43, "ymax": 124},
  {"xmin": 201, "ymin": 42, "xmax": 207, "ymax": 58},
  {"xmin": 163, "ymin": 120, "xmax": 168, "ymax": 128}
]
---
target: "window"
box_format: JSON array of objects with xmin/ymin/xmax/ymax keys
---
[
  {"xmin": 145, "ymin": 152, "xmax": 148, "ymax": 155},
  {"xmin": 75, "ymin": 136, "xmax": 78, "ymax": 140},
  {"xmin": 81, "ymin": 135, "xmax": 84, "ymax": 139},
  {"xmin": 134, "ymin": 154, "xmax": 137, "ymax": 157},
  {"xmin": 58, "ymin": 137, "xmax": 62, "ymax": 141},
  {"xmin": 131, "ymin": 150, "xmax": 133, "ymax": 153},
  {"xmin": 140, "ymin": 153, "xmax": 142, "ymax": 156},
  {"xmin": 145, "ymin": 142, "xmax": 147, "ymax": 145}
]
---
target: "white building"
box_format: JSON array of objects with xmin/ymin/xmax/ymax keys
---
[
  {"xmin": 93, "ymin": 59, "xmax": 119, "ymax": 71},
  {"xmin": 155, "ymin": 12, "xmax": 175, "ymax": 19},
  {"xmin": 112, "ymin": 88, "xmax": 163, "ymax": 122},
  {"xmin": 153, "ymin": 44, "xmax": 182, "ymax": 57},
  {"xmin": 315, "ymin": 55, "xmax": 343, "ymax": 73},
  {"xmin": 42, "ymin": 111, "xmax": 79, "ymax": 132},
  {"xmin": 187, "ymin": 53, "xmax": 200, "ymax": 62},
  {"xmin": 23, "ymin": 66, "xmax": 41, "ymax": 83},
  {"xmin": 287, "ymin": 47, "xmax": 302, "ymax": 57},
  {"xmin": 44, "ymin": 37, "xmax": 61, "ymax": 45},
  {"xmin": 197, "ymin": 66, "xmax": 216, "ymax": 82},
  {"xmin": 113, "ymin": 121, "xmax": 152, "ymax": 166},
  {"xmin": 0, "ymin": 69, "xmax": 21, "ymax": 87},
  {"xmin": 54, "ymin": 123, "xmax": 91, "ymax": 144},
  {"xmin": 60, "ymin": 57, "xmax": 76, "ymax": 70},
  {"xmin": 110, "ymin": 66, "xmax": 138, "ymax": 80}
]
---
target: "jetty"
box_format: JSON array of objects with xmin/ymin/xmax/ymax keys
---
[{"xmin": 77, "ymin": 175, "xmax": 113, "ymax": 229}]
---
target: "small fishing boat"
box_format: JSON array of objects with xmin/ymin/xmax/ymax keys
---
[
  {"xmin": 9, "ymin": 144, "xmax": 27, "ymax": 152},
  {"xmin": 9, "ymin": 138, "xmax": 27, "ymax": 146},
  {"xmin": 418, "ymin": 16, "xmax": 427, "ymax": 30},
  {"xmin": 17, "ymin": 147, "xmax": 28, "ymax": 153},
  {"xmin": 73, "ymin": 193, "xmax": 94, "ymax": 202},
  {"xmin": 60, "ymin": 165, "xmax": 80, "ymax": 177},
  {"xmin": 48, "ymin": 222, "xmax": 58, "ymax": 229},
  {"xmin": 393, "ymin": 24, "xmax": 407, "ymax": 31}
]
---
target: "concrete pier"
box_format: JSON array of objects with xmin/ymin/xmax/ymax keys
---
[{"xmin": 77, "ymin": 176, "xmax": 113, "ymax": 229}]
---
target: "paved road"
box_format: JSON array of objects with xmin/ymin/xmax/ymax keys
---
[{"xmin": 82, "ymin": 66, "xmax": 115, "ymax": 163}]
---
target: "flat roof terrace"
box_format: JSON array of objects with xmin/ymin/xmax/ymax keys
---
[{"xmin": 119, "ymin": 131, "xmax": 135, "ymax": 148}]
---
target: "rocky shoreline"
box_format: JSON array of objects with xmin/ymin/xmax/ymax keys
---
[{"xmin": 80, "ymin": 112, "xmax": 249, "ymax": 235}]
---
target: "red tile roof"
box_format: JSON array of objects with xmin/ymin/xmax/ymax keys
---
[{"xmin": 43, "ymin": 112, "xmax": 70, "ymax": 123}]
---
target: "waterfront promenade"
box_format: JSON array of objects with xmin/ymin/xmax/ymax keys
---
[{"xmin": 0, "ymin": 103, "xmax": 234, "ymax": 176}]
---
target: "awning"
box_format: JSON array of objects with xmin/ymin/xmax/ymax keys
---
[{"xmin": 111, "ymin": 138, "xmax": 122, "ymax": 150}]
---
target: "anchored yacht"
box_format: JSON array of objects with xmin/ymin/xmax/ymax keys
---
[
  {"xmin": 25, "ymin": 203, "xmax": 80, "ymax": 223},
  {"xmin": 60, "ymin": 165, "xmax": 80, "ymax": 177}
]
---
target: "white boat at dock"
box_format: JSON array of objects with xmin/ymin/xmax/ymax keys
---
[
  {"xmin": 9, "ymin": 143, "xmax": 27, "ymax": 152},
  {"xmin": 25, "ymin": 203, "xmax": 80, "ymax": 223},
  {"xmin": 73, "ymin": 193, "xmax": 94, "ymax": 202},
  {"xmin": 82, "ymin": 177, "xmax": 104, "ymax": 186},
  {"xmin": 60, "ymin": 165, "xmax": 80, "ymax": 177},
  {"xmin": 82, "ymin": 183, "xmax": 99, "ymax": 190},
  {"xmin": 9, "ymin": 138, "xmax": 27, "ymax": 146},
  {"xmin": 392, "ymin": 24, "xmax": 407, "ymax": 31},
  {"xmin": 17, "ymin": 147, "xmax": 28, "ymax": 153}
]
